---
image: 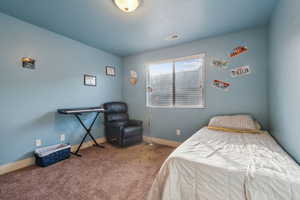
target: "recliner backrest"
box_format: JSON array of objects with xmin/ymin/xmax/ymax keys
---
[
  {"xmin": 104, "ymin": 102, "xmax": 128, "ymax": 113},
  {"xmin": 103, "ymin": 102, "xmax": 129, "ymax": 123}
]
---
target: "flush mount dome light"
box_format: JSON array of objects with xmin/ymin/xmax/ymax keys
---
[{"xmin": 114, "ymin": 0, "xmax": 140, "ymax": 13}]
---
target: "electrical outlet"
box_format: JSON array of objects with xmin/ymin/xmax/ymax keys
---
[
  {"xmin": 176, "ymin": 129, "xmax": 181, "ymax": 136},
  {"xmin": 60, "ymin": 134, "xmax": 65, "ymax": 142},
  {"xmin": 36, "ymin": 139, "xmax": 42, "ymax": 147}
]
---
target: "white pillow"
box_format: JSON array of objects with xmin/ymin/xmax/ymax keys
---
[{"xmin": 208, "ymin": 115, "xmax": 257, "ymax": 130}]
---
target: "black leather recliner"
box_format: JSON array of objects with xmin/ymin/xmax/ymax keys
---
[{"xmin": 103, "ymin": 102, "xmax": 143, "ymax": 147}]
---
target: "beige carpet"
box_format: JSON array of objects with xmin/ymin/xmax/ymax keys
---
[{"xmin": 0, "ymin": 143, "xmax": 174, "ymax": 200}]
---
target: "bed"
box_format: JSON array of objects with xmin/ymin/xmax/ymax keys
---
[{"xmin": 147, "ymin": 119, "xmax": 300, "ymax": 200}]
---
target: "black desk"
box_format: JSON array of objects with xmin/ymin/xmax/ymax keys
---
[{"xmin": 57, "ymin": 107, "xmax": 105, "ymax": 156}]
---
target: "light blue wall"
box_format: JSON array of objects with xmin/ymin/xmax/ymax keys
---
[
  {"xmin": 123, "ymin": 27, "xmax": 269, "ymax": 142},
  {"xmin": 0, "ymin": 11, "xmax": 272, "ymax": 166},
  {"xmin": 0, "ymin": 13, "xmax": 123, "ymax": 165},
  {"xmin": 269, "ymin": 1, "xmax": 300, "ymax": 162}
]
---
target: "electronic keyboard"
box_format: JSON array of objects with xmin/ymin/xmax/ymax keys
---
[{"xmin": 57, "ymin": 107, "xmax": 105, "ymax": 114}]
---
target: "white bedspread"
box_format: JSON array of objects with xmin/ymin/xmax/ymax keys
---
[{"xmin": 147, "ymin": 127, "xmax": 300, "ymax": 200}]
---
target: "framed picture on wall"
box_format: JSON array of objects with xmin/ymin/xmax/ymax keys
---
[
  {"xmin": 106, "ymin": 66, "xmax": 116, "ymax": 76},
  {"xmin": 84, "ymin": 74, "xmax": 97, "ymax": 86}
]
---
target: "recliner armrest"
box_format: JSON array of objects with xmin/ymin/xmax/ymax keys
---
[
  {"xmin": 128, "ymin": 120, "xmax": 143, "ymax": 126},
  {"xmin": 105, "ymin": 121, "xmax": 128, "ymax": 128}
]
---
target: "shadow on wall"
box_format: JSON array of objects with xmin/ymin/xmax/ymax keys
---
[
  {"xmin": 16, "ymin": 111, "xmax": 101, "ymax": 134},
  {"xmin": 54, "ymin": 112, "xmax": 103, "ymax": 143},
  {"xmin": 15, "ymin": 111, "xmax": 103, "ymax": 147}
]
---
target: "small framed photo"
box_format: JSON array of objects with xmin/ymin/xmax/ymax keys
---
[
  {"xmin": 21, "ymin": 57, "xmax": 36, "ymax": 70},
  {"xmin": 106, "ymin": 66, "xmax": 116, "ymax": 76},
  {"xmin": 84, "ymin": 74, "xmax": 96, "ymax": 86}
]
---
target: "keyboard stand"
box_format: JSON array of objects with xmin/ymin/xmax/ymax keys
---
[
  {"xmin": 57, "ymin": 107, "xmax": 105, "ymax": 157},
  {"xmin": 72, "ymin": 112, "xmax": 104, "ymax": 157}
]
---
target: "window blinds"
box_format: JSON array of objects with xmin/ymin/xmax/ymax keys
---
[
  {"xmin": 147, "ymin": 62, "xmax": 173, "ymax": 107},
  {"xmin": 174, "ymin": 57, "xmax": 204, "ymax": 107},
  {"xmin": 147, "ymin": 54, "xmax": 205, "ymax": 108}
]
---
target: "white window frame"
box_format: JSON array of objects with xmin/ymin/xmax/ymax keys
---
[{"xmin": 146, "ymin": 53, "xmax": 206, "ymax": 109}]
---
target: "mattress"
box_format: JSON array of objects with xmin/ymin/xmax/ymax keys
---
[{"xmin": 147, "ymin": 127, "xmax": 300, "ymax": 200}]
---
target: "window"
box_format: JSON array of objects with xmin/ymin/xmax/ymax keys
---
[{"xmin": 147, "ymin": 54, "xmax": 205, "ymax": 108}]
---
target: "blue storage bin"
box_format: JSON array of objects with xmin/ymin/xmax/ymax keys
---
[{"xmin": 34, "ymin": 144, "xmax": 71, "ymax": 167}]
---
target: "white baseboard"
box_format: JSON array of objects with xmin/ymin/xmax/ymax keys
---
[
  {"xmin": 0, "ymin": 157, "xmax": 35, "ymax": 176},
  {"xmin": 0, "ymin": 136, "xmax": 180, "ymax": 175},
  {"xmin": 0, "ymin": 137, "xmax": 106, "ymax": 176},
  {"xmin": 70, "ymin": 137, "xmax": 106, "ymax": 153},
  {"xmin": 143, "ymin": 136, "xmax": 182, "ymax": 147}
]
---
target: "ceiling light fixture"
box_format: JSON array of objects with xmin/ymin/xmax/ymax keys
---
[{"xmin": 113, "ymin": 0, "xmax": 140, "ymax": 13}]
